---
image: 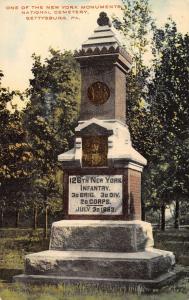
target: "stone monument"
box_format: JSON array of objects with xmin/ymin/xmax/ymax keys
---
[{"xmin": 14, "ymin": 12, "xmax": 176, "ymax": 289}]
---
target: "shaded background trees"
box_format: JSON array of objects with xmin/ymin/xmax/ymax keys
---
[
  {"xmin": 148, "ymin": 20, "xmax": 189, "ymax": 228},
  {"xmin": 0, "ymin": 50, "xmax": 80, "ymax": 229},
  {"xmin": 23, "ymin": 49, "xmax": 80, "ymax": 231},
  {"xmin": 0, "ymin": 71, "xmax": 33, "ymax": 227}
]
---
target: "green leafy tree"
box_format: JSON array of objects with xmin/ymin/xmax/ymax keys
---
[
  {"xmin": 0, "ymin": 71, "xmax": 33, "ymax": 227},
  {"xmin": 25, "ymin": 49, "xmax": 80, "ymax": 170},
  {"xmin": 114, "ymin": 4, "xmax": 189, "ymax": 227},
  {"xmin": 24, "ymin": 49, "xmax": 80, "ymax": 227},
  {"xmin": 148, "ymin": 20, "xmax": 189, "ymax": 228},
  {"xmin": 113, "ymin": 0, "xmax": 158, "ymax": 159},
  {"xmin": 33, "ymin": 174, "xmax": 61, "ymax": 238}
]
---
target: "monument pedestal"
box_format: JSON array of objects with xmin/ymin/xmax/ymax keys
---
[{"xmin": 14, "ymin": 220, "xmax": 175, "ymax": 289}]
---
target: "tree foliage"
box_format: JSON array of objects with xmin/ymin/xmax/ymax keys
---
[
  {"xmin": 25, "ymin": 49, "xmax": 80, "ymax": 176},
  {"xmin": 113, "ymin": 0, "xmax": 158, "ymax": 160},
  {"xmin": 147, "ymin": 20, "xmax": 189, "ymax": 211},
  {"xmin": 23, "ymin": 49, "xmax": 80, "ymax": 228},
  {"xmin": 115, "ymin": 1, "xmax": 189, "ymax": 225},
  {"xmin": 0, "ymin": 71, "xmax": 33, "ymax": 226}
]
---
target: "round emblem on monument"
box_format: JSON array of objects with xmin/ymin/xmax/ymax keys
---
[{"xmin": 87, "ymin": 81, "xmax": 110, "ymax": 106}]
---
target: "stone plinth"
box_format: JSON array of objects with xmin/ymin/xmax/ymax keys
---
[
  {"xmin": 24, "ymin": 249, "xmax": 174, "ymax": 280},
  {"xmin": 49, "ymin": 220, "xmax": 154, "ymax": 252},
  {"xmin": 14, "ymin": 272, "xmax": 177, "ymax": 290},
  {"xmin": 14, "ymin": 220, "xmax": 176, "ymax": 288}
]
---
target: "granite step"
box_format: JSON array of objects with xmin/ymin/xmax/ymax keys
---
[
  {"xmin": 14, "ymin": 271, "xmax": 177, "ymax": 290},
  {"xmin": 24, "ymin": 248, "xmax": 175, "ymax": 280},
  {"xmin": 49, "ymin": 220, "xmax": 154, "ymax": 252}
]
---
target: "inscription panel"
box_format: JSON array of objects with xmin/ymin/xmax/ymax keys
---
[{"xmin": 69, "ymin": 175, "xmax": 123, "ymax": 215}]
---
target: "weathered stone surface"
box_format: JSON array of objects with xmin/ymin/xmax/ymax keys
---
[
  {"xmin": 24, "ymin": 248, "xmax": 175, "ymax": 280},
  {"xmin": 14, "ymin": 271, "xmax": 177, "ymax": 290},
  {"xmin": 49, "ymin": 220, "xmax": 154, "ymax": 252}
]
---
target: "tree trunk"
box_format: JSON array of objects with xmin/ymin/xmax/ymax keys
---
[
  {"xmin": 141, "ymin": 196, "xmax": 146, "ymax": 221},
  {"xmin": 15, "ymin": 209, "xmax": 20, "ymax": 228},
  {"xmin": 44, "ymin": 205, "xmax": 48, "ymax": 239},
  {"xmin": 0, "ymin": 207, "xmax": 4, "ymax": 227},
  {"xmin": 174, "ymin": 199, "xmax": 180, "ymax": 229},
  {"xmin": 159, "ymin": 210, "xmax": 161, "ymax": 229},
  {"xmin": 161, "ymin": 204, "xmax": 165, "ymax": 231},
  {"xmin": 33, "ymin": 206, "xmax": 38, "ymax": 230}
]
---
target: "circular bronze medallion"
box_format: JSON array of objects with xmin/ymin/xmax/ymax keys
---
[{"xmin": 87, "ymin": 81, "xmax": 110, "ymax": 106}]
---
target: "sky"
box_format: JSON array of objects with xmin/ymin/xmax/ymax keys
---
[{"xmin": 0, "ymin": 0, "xmax": 189, "ymax": 93}]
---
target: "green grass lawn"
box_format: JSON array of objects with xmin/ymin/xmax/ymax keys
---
[
  {"xmin": 0, "ymin": 279, "xmax": 189, "ymax": 300},
  {"xmin": 0, "ymin": 229, "xmax": 188, "ymax": 300}
]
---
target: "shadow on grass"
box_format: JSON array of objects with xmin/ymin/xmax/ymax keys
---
[
  {"xmin": 0, "ymin": 268, "xmax": 22, "ymax": 283},
  {"xmin": 0, "ymin": 239, "xmax": 49, "ymax": 252}
]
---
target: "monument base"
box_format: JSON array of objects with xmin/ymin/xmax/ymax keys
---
[
  {"xmin": 13, "ymin": 220, "xmax": 176, "ymax": 289},
  {"xmin": 14, "ymin": 272, "xmax": 177, "ymax": 291}
]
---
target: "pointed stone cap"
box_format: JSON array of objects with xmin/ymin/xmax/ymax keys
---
[
  {"xmin": 82, "ymin": 12, "xmax": 120, "ymax": 50},
  {"xmin": 75, "ymin": 12, "xmax": 132, "ymax": 67}
]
